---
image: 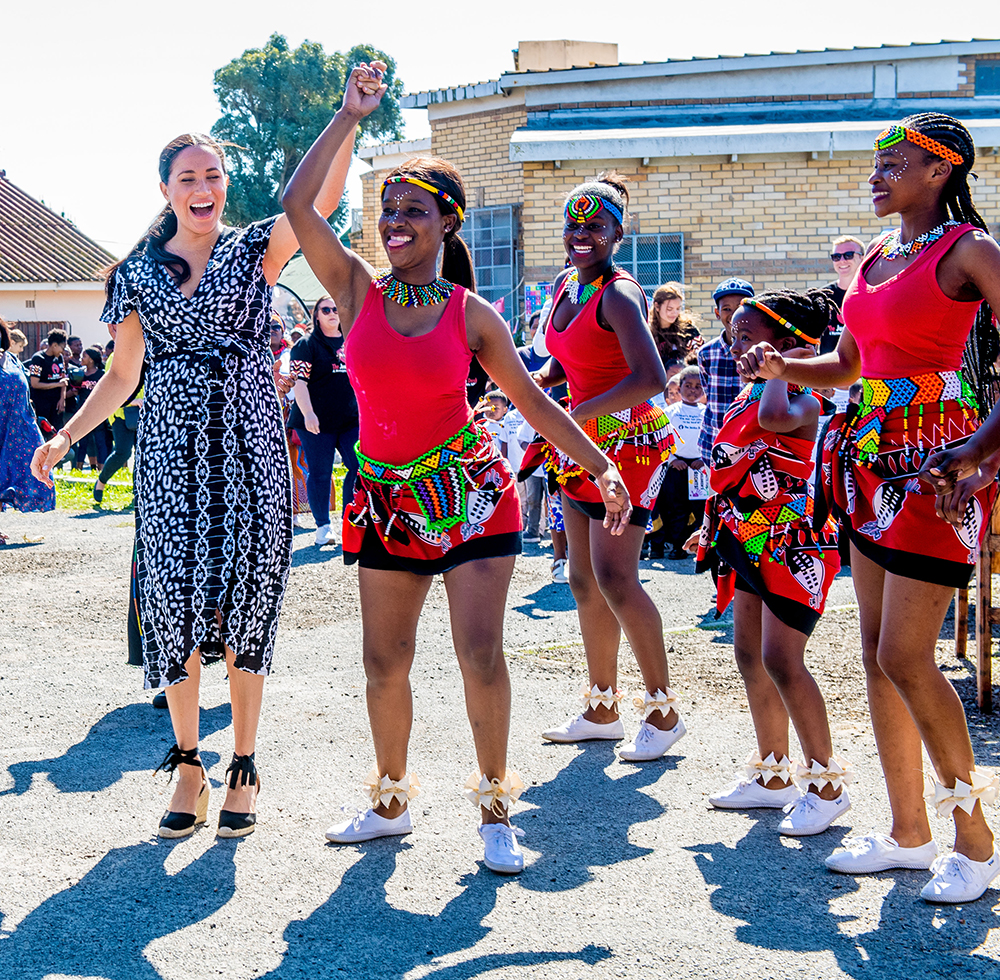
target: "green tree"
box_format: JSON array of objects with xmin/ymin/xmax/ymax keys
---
[{"xmin": 211, "ymin": 33, "xmax": 403, "ymax": 228}]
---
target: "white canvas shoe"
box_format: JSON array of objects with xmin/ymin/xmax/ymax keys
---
[
  {"xmin": 825, "ymin": 833, "xmax": 937, "ymax": 874},
  {"xmin": 618, "ymin": 718, "xmax": 686, "ymax": 762},
  {"xmin": 541, "ymin": 713, "xmax": 625, "ymax": 743}
]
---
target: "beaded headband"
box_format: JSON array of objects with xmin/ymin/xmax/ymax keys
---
[
  {"xmin": 873, "ymin": 126, "xmax": 965, "ymax": 167},
  {"xmin": 381, "ymin": 175, "xmax": 464, "ymax": 222},
  {"xmin": 742, "ymin": 299, "xmax": 820, "ymax": 346},
  {"xmin": 565, "ymin": 193, "xmax": 624, "ymax": 225}
]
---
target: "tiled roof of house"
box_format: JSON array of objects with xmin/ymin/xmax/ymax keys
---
[{"xmin": 0, "ymin": 172, "xmax": 116, "ymax": 284}]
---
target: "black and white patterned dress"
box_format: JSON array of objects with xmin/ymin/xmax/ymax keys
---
[{"xmin": 102, "ymin": 218, "xmax": 292, "ymax": 688}]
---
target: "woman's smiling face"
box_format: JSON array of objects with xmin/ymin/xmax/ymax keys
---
[{"xmin": 161, "ymin": 144, "xmax": 227, "ymax": 234}]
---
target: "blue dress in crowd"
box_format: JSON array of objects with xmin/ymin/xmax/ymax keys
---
[{"xmin": 0, "ymin": 350, "xmax": 56, "ymax": 513}]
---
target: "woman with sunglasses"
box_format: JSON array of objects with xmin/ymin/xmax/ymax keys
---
[{"xmin": 289, "ymin": 297, "xmax": 359, "ymax": 547}]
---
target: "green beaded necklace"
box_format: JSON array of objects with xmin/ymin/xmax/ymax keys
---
[{"xmin": 374, "ymin": 269, "xmax": 456, "ymax": 307}]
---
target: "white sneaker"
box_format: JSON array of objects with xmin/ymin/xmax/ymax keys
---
[
  {"xmin": 920, "ymin": 846, "xmax": 1000, "ymax": 903},
  {"xmin": 292, "ymin": 513, "xmax": 304, "ymax": 528},
  {"xmin": 479, "ymin": 823, "xmax": 525, "ymax": 874},
  {"xmin": 324, "ymin": 807, "xmax": 413, "ymax": 843},
  {"xmin": 522, "ymin": 534, "xmax": 541, "ymax": 544},
  {"xmin": 709, "ymin": 776, "xmax": 800, "ymax": 810},
  {"xmin": 551, "ymin": 558, "xmax": 568, "ymax": 584},
  {"xmin": 825, "ymin": 833, "xmax": 937, "ymax": 874},
  {"xmin": 541, "ymin": 713, "xmax": 624, "ymax": 743},
  {"xmin": 315, "ymin": 524, "xmax": 337, "ymax": 546},
  {"xmin": 778, "ymin": 791, "xmax": 851, "ymax": 836},
  {"xmin": 619, "ymin": 718, "xmax": 686, "ymax": 762}
]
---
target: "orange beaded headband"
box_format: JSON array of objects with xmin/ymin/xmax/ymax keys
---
[
  {"xmin": 874, "ymin": 126, "xmax": 965, "ymax": 167},
  {"xmin": 742, "ymin": 299, "xmax": 820, "ymax": 346}
]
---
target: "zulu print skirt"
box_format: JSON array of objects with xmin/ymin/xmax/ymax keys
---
[
  {"xmin": 825, "ymin": 389, "xmax": 995, "ymax": 588},
  {"xmin": 343, "ymin": 421, "xmax": 522, "ymax": 575}
]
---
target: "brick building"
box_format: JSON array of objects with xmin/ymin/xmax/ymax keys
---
[{"xmin": 354, "ymin": 38, "xmax": 1000, "ymax": 329}]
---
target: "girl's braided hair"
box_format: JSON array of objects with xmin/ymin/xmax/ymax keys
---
[
  {"xmin": 744, "ymin": 288, "xmax": 838, "ymax": 345},
  {"xmin": 900, "ymin": 113, "xmax": 999, "ymax": 410}
]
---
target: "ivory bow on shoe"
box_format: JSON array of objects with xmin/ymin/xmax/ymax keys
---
[
  {"xmin": 582, "ymin": 685, "xmax": 625, "ymax": 711},
  {"xmin": 463, "ymin": 771, "xmax": 525, "ymax": 816},
  {"xmin": 631, "ymin": 688, "xmax": 680, "ymax": 720},
  {"xmin": 746, "ymin": 751, "xmax": 795, "ymax": 785},
  {"xmin": 363, "ymin": 768, "xmax": 421, "ymax": 809},
  {"xmin": 928, "ymin": 770, "xmax": 1000, "ymax": 818},
  {"xmin": 795, "ymin": 757, "xmax": 854, "ymax": 793}
]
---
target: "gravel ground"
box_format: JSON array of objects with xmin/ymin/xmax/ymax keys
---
[{"xmin": 1, "ymin": 508, "xmax": 999, "ymax": 979}]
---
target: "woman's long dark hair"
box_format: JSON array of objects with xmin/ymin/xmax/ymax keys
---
[
  {"xmin": 382, "ymin": 158, "xmax": 475, "ymax": 291},
  {"xmin": 902, "ymin": 113, "xmax": 999, "ymax": 410},
  {"xmin": 104, "ymin": 133, "xmax": 231, "ymax": 294},
  {"xmin": 0, "ymin": 316, "xmax": 10, "ymax": 352}
]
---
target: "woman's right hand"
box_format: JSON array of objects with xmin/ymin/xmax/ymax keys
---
[
  {"xmin": 31, "ymin": 433, "xmax": 71, "ymax": 488},
  {"xmin": 342, "ymin": 62, "xmax": 388, "ymax": 120},
  {"xmin": 737, "ymin": 342, "xmax": 786, "ymax": 383},
  {"xmin": 305, "ymin": 410, "xmax": 321, "ymax": 435},
  {"xmin": 597, "ymin": 464, "xmax": 632, "ymax": 535}
]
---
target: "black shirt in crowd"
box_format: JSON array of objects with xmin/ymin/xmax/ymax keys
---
[
  {"xmin": 287, "ymin": 331, "xmax": 359, "ymax": 432},
  {"xmin": 820, "ymin": 281, "xmax": 847, "ymax": 356},
  {"xmin": 28, "ymin": 351, "xmax": 66, "ymax": 425}
]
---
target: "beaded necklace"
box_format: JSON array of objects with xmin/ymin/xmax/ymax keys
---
[
  {"xmin": 373, "ymin": 269, "xmax": 456, "ymax": 307},
  {"xmin": 880, "ymin": 221, "xmax": 958, "ymax": 261},
  {"xmin": 565, "ymin": 266, "xmax": 616, "ymax": 305}
]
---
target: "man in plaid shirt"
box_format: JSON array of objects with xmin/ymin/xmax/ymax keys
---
[{"xmin": 697, "ymin": 278, "xmax": 755, "ymax": 464}]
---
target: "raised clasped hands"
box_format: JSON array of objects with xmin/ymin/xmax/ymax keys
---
[
  {"xmin": 343, "ymin": 61, "xmax": 388, "ymax": 118},
  {"xmin": 736, "ymin": 341, "xmax": 786, "ymax": 383},
  {"xmin": 597, "ymin": 464, "xmax": 632, "ymax": 535}
]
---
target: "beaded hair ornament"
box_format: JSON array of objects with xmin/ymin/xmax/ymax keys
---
[
  {"xmin": 565, "ymin": 193, "xmax": 624, "ymax": 225},
  {"xmin": 742, "ymin": 299, "xmax": 820, "ymax": 346},
  {"xmin": 382, "ymin": 175, "xmax": 465, "ymax": 221},
  {"xmin": 873, "ymin": 126, "xmax": 965, "ymax": 167}
]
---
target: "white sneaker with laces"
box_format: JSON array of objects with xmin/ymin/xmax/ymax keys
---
[
  {"xmin": 479, "ymin": 823, "xmax": 525, "ymax": 874},
  {"xmin": 920, "ymin": 846, "xmax": 1000, "ymax": 903},
  {"xmin": 825, "ymin": 833, "xmax": 937, "ymax": 874},
  {"xmin": 709, "ymin": 776, "xmax": 800, "ymax": 809},
  {"xmin": 778, "ymin": 791, "xmax": 851, "ymax": 836},
  {"xmin": 619, "ymin": 718, "xmax": 686, "ymax": 762},
  {"xmin": 315, "ymin": 524, "xmax": 337, "ymax": 547},
  {"xmin": 292, "ymin": 513, "xmax": 304, "ymax": 528},
  {"xmin": 551, "ymin": 558, "xmax": 568, "ymax": 584},
  {"xmin": 541, "ymin": 713, "xmax": 624, "ymax": 743},
  {"xmin": 324, "ymin": 806, "xmax": 413, "ymax": 844}
]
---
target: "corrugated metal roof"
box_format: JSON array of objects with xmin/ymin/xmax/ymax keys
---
[{"xmin": 0, "ymin": 173, "xmax": 116, "ymax": 284}]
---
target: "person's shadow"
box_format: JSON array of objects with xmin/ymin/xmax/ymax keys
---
[
  {"xmin": 256, "ymin": 840, "xmax": 611, "ymax": 979},
  {"xmin": 509, "ymin": 581, "xmax": 584, "ymax": 620},
  {"xmin": 1, "ymin": 702, "xmax": 232, "ymax": 796},
  {"xmin": 519, "ymin": 744, "xmax": 677, "ymax": 891},
  {"xmin": 688, "ymin": 820, "xmax": 1000, "ymax": 979},
  {"xmin": 0, "ymin": 840, "xmax": 236, "ymax": 980}
]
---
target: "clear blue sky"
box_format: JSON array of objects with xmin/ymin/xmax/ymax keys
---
[{"xmin": 4, "ymin": 0, "xmax": 999, "ymax": 255}]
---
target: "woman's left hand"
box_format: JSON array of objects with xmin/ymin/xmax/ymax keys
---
[
  {"xmin": 272, "ymin": 361, "xmax": 294, "ymax": 398},
  {"xmin": 930, "ymin": 457, "xmax": 1000, "ymax": 526},
  {"xmin": 597, "ymin": 464, "xmax": 632, "ymax": 534},
  {"xmin": 343, "ymin": 62, "xmax": 388, "ymax": 119}
]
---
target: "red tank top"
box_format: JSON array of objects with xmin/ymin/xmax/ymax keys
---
[
  {"xmin": 842, "ymin": 223, "xmax": 982, "ymax": 378},
  {"xmin": 545, "ymin": 269, "xmax": 648, "ymax": 406},
  {"xmin": 345, "ymin": 281, "xmax": 473, "ymax": 465}
]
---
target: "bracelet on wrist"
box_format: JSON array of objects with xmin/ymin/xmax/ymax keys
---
[{"xmin": 57, "ymin": 426, "xmax": 73, "ymax": 443}]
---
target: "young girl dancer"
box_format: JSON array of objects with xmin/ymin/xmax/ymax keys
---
[
  {"xmin": 535, "ymin": 175, "xmax": 682, "ymax": 762},
  {"xmin": 282, "ymin": 66, "xmax": 630, "ymax": 874},
  {"xmin": 31, "ymin": 112, "xmax": 357, "ymax": 838},
  {"xmin": 697, "ymin": 290, "xmax": 849, "ymax": 835},
  {"xmin": 739, "ymin": 113, "xmax": 1000, "ymax": 902}
]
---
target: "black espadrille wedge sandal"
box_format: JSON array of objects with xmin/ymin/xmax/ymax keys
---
[
  {"xmin": 217, "ymin": 752, "xmax": 260, "ymax": 839},
  {"xmin": 155, "ymin": 744, "xmax": 209, "ymax": 839}
]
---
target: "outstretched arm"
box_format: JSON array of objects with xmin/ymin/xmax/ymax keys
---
[
  {"xmin": 282, "ymin": 63, "xmax": 388, "ymax": 333},
  {"xmin": 737, "ymin": 329, "xmax": 862, "ymax": 389}
]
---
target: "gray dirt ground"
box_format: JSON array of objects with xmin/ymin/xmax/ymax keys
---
[{"xmin": 1, "ymin": 508, "xmax": 1000, "ymax": 980}]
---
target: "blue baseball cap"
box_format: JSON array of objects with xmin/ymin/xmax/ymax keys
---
[{"xmin": 712, "ymin": 278, "xmax": 754, "ymax": 303}]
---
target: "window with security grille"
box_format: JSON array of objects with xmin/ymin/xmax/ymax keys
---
[
  {"xmin": 463, "ymin": 205, "xmax": 521, "ymax": 320},
  {"xmin": 615, "ymin": 233, "xmax": 684, "ymax": 300}
]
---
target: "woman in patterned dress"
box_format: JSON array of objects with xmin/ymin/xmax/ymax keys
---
[{"xmin": 31, "ymin": 114, "xmax": 359, "ymax": 838}]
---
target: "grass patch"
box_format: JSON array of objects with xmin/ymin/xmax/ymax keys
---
[{"xmin": 54, "ymin": 468, "xmax": 134, "ymax": 512}]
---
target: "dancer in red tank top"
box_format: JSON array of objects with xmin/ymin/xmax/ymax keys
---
[
  {"xmin": 280, "ymin": 66, "xmax": 630, "ymax": 875},
  {"xmin": 534, "ymin": 175, "xmax": 685, "ymax": 764},
  {"xmin": 736, "ymin": 114, "xmax": 1000, "ymax": 903}
]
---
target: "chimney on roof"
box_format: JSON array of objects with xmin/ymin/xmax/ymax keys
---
[{"xmin": 513, "ymin": 40, "xmax": 619, "ymax": 72}]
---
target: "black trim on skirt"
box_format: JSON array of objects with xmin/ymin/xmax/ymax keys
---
[
  {"xmin": 345, "ymin": 523, "xmax": 522, "ymax": 576},
  {"xmin": 563, "ymin": 493, "xmax": 652, "ymax": 528},
  {"xmin": 836, "ymin": 505, "xmax": 974, "ymax": 590},
  {"xmin": 716, "ymin": 525, "xmax": 821, "ymax": 637}
]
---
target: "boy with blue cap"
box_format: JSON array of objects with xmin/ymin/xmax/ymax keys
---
[{"xmin": 697, "ymin": 277, "xmax": 755, "ymax": 464}]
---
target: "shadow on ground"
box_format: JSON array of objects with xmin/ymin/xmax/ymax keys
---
[
  {"xmin": 1, "ymin": 702, "xmax": 232, "ymax": 796},
  {"xmin": 689, "ymin": 819, "xmax": 1000, "ymax": 980},
  {"xmin": 257, "ymin": 841, "xmax": 611, "ymax": 979}
]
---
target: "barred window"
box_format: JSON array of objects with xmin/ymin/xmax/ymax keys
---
[
  {"xmin": 463, "ymin": 205, "xmax": 521, "ymax": 321},
  {"xmin": 615, "ymin": 233, "xmax": 684, "ymax": 300}
]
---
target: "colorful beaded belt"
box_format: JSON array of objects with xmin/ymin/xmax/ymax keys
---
[
  {"xmin": 355, "ymin": 421, "xmax": 489, "ymax": 532},
  {"xmin": 848, "ymin": 370, "xmax": 976, "ymax": 464}
]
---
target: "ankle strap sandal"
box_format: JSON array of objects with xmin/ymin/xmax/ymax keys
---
[
  {"xmin": 928, "ymin": 769, "xmax": 999, "ymax": 818},
  {"xmin": 155, "ymin": 744, "xmax": 209, "ymax": 839},
  {"xmin": 155, "ymin": 743, "xmax": 203, "ymax": 782},
  {"xmin": 795, "ymin": 757, "xmax": 854, "ymax": 793},
  {"xmin": 746, "ymin": 751, "xmax": 795, "ymax": 785},
  {"xmin": 463, "ymin": 770, "xmax": 524, "ymax": 817},
  {"xmin": 582, "ymin": 685, "xmax": 625, "ymax": 711},
  {"xmin": 225, "ymin": 752, "xmax": 258, "ymax": 790},
  {"xmin": 363, "ymin": 768, "xmax": 421, "ymax": 809},
  {"xmin": 218, "ymin": 753, "xmax": 261, "ymax": 839}
]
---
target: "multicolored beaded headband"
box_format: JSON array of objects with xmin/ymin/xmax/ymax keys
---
[
  {"xmin": 873, "ymin": 126, "xmax": 965, "ymax": 167},
  {"xmin": 381, "ymin": 175, "xmax": 464, "ymax": 222},
  {"xmin": 742, "ymin": 299, "xmax": 821, "ymax": 346},
  {"xmin": 565, "ymin": 193, "xmax": 624, "ymax": 225}
]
